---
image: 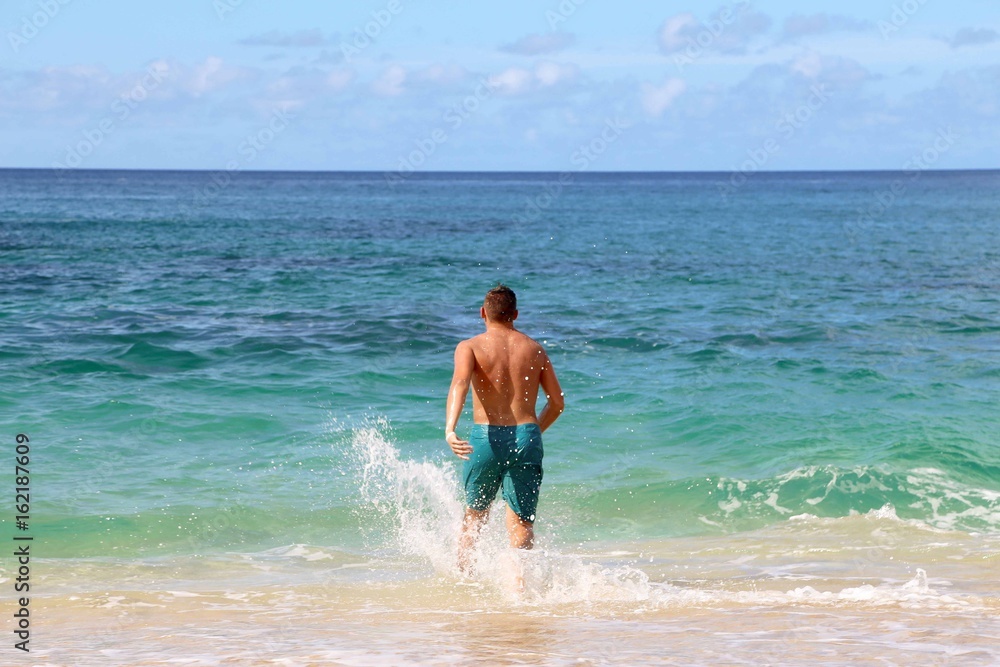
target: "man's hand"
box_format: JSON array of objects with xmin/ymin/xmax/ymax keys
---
[{"xmin": 446, "ymin": 431, "xmax": 472, "ymax": 460}]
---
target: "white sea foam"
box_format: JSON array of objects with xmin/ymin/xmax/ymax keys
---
[
  {"xmin": 903, "ymin": 467, "xmax": 1000, "ymax": 533},
  {"xmin": 713, "ymin": 464, "xmax": 1000, "ymax": 534},
  {"xmin": 271, "ymin": 544, "xmax": 335, "ymax": 561}
]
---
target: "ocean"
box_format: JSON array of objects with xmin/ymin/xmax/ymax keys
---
[{"xmin": 1, "ymin": 168, "xmax": 998, "ymax": 665}]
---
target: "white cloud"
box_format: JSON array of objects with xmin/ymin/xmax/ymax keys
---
[
  {"xmin": 261, "ymin": 66, "xmax": 352, "ymax": 105},
  {"xmin": 534, "ymin": 61, "xmax": 578, "ymax": 87},
  {"xmin": 486, "ymin": 62, "xmax": 579, "ymax": 96},
  {"xmin": 791, "ymin": 52, "xmax": 824, "ymax": 78},
  {"xmin": 642, "ymin": 78, "xmax": 687, "ymax": 117},
  {"xmin": 0, "ymin": 57, "xmax": 255, "ymax": 116},
  {"xmin": 0, "ymin": 56, "xmax": 473, "ymax": 124},
  {"xmin": 371, "ymin": 65, "xmax": 406, "ymax": 97},
  {"xmin": 188, "ymin": 57, "xmax": 244, "ymax": 96},
  {"xmin": 658, "ymin": 13, "xmax": 699, "ymax": 54},
  {"xmin": 254, "ymin": 66, "xmax": 349, "ymax": 112},
  {"xmin": 489, "ymin": 67, "xmax": 534, "ymax": 95}
]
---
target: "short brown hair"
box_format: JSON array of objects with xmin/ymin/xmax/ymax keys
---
[{"xmin": 483, "ymin": 284, "xmax": 517, "ymax": 322}]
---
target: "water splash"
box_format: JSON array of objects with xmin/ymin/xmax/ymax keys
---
[
  {"xmin": 343, "ymin": 418, "xmax": 655, "ymax": 603},
  {"xmin": 348, "ymin": 417, "xmax": 465, "ymax": 574}
]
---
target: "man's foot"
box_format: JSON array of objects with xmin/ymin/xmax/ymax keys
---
[{"xmin": 500, "ymin": 547, "xmax": 526, "ymax": 597}]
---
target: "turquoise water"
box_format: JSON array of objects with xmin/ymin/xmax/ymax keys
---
[
  {"xmin": 2, "ymin": 169, "xmax": 999, "ymax": 557},
  {"xmin": 2, "ymin": 170, "xmax": 1000, "ymax": 665}
]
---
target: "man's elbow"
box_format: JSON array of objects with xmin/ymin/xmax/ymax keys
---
[{"xmin": 551, "ymin": 394, "xmax": 566, "ymax": 413}]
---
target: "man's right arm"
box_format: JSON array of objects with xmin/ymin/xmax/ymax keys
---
[
  {"xmin": 537, "ymin": 349, "xmax": 565, "ymax": 433},
  {"xmin": 445, "ymin": 341, "xmax": 475, "ymax": 459}
]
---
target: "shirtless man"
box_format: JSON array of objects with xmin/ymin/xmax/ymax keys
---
[{"xmin": 445, "ymin": 285, "xmax": 565, "ymax": 572}]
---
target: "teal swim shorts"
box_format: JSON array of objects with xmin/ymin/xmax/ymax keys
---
[{"xmin": 462, "ymin": 423, "xmax": 543, "ymax": 522}]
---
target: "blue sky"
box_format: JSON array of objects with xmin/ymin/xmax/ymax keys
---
[{"xmin": 1, "ymin": 0, "xmax": 998, "ymax": 171}]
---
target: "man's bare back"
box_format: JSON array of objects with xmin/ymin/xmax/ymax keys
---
[{"xmin": 459, "ymin": 328, "xmax": 559, "ymax": 427}]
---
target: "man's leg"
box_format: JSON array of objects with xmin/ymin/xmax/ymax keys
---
[
  {"xmin": 502, "ymin": 425, "xmax": 542, "ymax": 552},
  {"xmin": 458, "ymin": 507, "xmax": 489, "ymax": 573},
  {"xmin": 505, "ymin": 505, "xmax": 533, "ymax": 549},
  {"xmin": 503, "ymin": 506, "xmax": 534, "ymax": 594}
]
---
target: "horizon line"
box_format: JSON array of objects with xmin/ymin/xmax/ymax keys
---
[{"xmin": 0, "ymin": 167, "xmax": 998, "ymax": 175}]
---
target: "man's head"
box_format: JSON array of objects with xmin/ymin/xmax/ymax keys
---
[{"xmin": 482, "ymin": 284, "xmax": 517, "ymax": 324}]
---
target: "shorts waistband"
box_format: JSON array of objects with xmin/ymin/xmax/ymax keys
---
[{"xmin": 471, "ymin": 423, "xmax": 540, "ymax": 431}]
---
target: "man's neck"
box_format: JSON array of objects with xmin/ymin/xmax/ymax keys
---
[{"xmin": 485, "ymin": 321, "xmax": 516, "ymax": 333}]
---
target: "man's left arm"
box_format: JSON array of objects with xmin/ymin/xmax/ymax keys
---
[{"xmin": 445, "ymin": 341, "xmax": 475, "ymax": 459}]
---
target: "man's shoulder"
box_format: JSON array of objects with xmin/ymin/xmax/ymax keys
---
[
  {"xmin": 515, "ymin": 331, "xmax": 547, "ymax": 354},
  {"xmin": 456, "ymin": 334, "xmax": 487, "ymax": 355},
  {"xmin": 459, "ymin": 333, "xmax": 487, "ymax": 346}
]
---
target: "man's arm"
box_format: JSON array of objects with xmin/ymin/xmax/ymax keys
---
[
  {"xmin": 445, "ymin": 341, "xmax": 475, "ymax": 459},
  {"xmin": 537, "ymin": 349, "xmax": 565, "ymax": 433}
]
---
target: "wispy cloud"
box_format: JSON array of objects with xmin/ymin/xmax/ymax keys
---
[
  {"xmin": 950, "ymin": 27, "xmax": 999, "ymax": 49},
  {"xmin": 499, "ymin": 31, "xmax": 575, "ymax": 56},
  {"xmin": 239, "ymin": 29, "xmax": 330, "ymax": 48}
]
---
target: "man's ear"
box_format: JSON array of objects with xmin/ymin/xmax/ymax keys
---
[
  {"xmin": 511, "ymin": 309, "xmax": 518, "ymax": 321},
  {"xmin": 480, "ymin": 306, "xmax": 487, "ymax": 320}
]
